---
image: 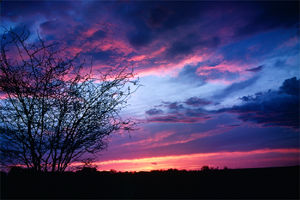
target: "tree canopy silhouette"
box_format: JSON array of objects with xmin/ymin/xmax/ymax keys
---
[{"xmin": 0, "ymin": 28, "xmax": 139, "ymax": 172}]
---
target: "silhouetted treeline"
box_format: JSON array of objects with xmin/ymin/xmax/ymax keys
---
[{"xmin": 1, "ymin": 166, "xmax": 299, "ymax": 199}]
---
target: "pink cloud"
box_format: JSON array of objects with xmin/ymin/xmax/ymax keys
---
[
  {"xmin": 128, "ymin": 46, "xmax": 167, "ymax": 62},
  {"xmin": 197, "ymin": 62, "xmax": 244, "ymax": 74},
  {"xmin": 123, "ymin": 126, "xmax": 235, "ymax": 149},
  {"xmin": 0, "ymin": 93, "xmax": 8, "ymax": 99},
  {"xmin": 151, "ymin": 126, "xmax": 234, "ymax": 148},
  {"xmin": 122, "ymin": 131, "xmax": 174, "ymax": 147},
  {"xmin": 195, "ymin": 61, "xmax": 257, "ymax": 85},
  {"xmin": 136, "ymin": 54, "xmax": 207, "ymax": 77}
]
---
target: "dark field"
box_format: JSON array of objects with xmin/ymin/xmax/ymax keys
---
[{"xmin": 1, "ymin": 166, "xmax": 299, "ymax": 199}]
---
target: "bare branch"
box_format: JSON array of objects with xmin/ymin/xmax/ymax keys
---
[{"xmin": 0, "ymin": 28, "xmax": 139, "ymax": 172}]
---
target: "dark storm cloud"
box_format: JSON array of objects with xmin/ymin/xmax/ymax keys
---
[
  {"xmin": 1, "ymin": 1, "xmax": 48, "ymax": 19},
  {"xmin": 166, "ymin": 35, "xmax": 220, "ymax": 58},
  {"xmin": 167, "ymin": 37, "xmax": 197, "ymax": 58},
  {"xmin": 220, "ymin": 77, "xmax": 300, "ymax": 129},
  {"xmin": 147, "ymin": 77, "xmax": 299, "ymax": 129},
  {"xmin": 145, "ymin": 2, "xmax": 204, "ymax": 31},
  {"xmin": 120, "ymin": 1, "xmax": 299, "ymax": 48},
  {"xmin": 4, "ymin": 0, "xmax": 295, "ymax": 78},
  {"xmin": 113, "ymin": 1, "xmax": 210, "ymax": 48},
  {"xmin": 1, "ymin": 0, "xmax": 74, "ymax": 21},
  {"xmin": 39, "ymin": 21, "xmax": 89, "ymax": 46},
  {"xmin": 236, "ymin": 1, "xmax": 299, "ymax": 37},
  {"xmin": 123, "ymin": 1, "xmax": 205, "ymax": 31},
  {"xmin": 279, "ymin": 77, "xmax": 300, "ymax": 96},
  {"xmin": 127, "ymin": 30, "xmax": 153, "ymax": 48}
]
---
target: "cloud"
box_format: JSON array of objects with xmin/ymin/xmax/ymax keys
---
[
  {"xmin": 171, "ymin": 65, "xmax": 205, "ymax": 86},
  {"xmin": 114, "ymin": 2, "xmax": 207, "ymax": 48},
  {"xmin": 122, "ymin": 1, "xmax": 205, "ymax": 31},
  {"xmin": 214, "ymin": 75, "xmax": 260, "ymax": 99},
  {"xmin": 120, "ymin": 125, "xmax": 238, "ymax": 152},
  {"xmin": 40, "ymin": 20, "xmax": 62, "ymax": 32},
  {"xmin": 1, "ymin": 1, "xmax": 74, "ymax": 21},
  {"xmin": 127, "ymin": 29, "xmax": 153, "ymax": 48},
  {"xmin": 165, "ymin": 34, "xmax": 220, "ymax": 59},
  {"xmin": 246, "ymin": 65, "xmax": 264, "ymax": 72},
  {"xmin": 218, "ymin": 28, "xmax": 296, "ymax": 66},
  {"xmin": 147, "ymin": 114, "xmax": 211, "ymax": 124},
  {"xmin": 146, "ymin": 101, "xmax": 212, "ymax": 124},
  {"xmin": 4, "ymin": 0, "xmax": 296, "ymax": 80},
  {"xmin": 83, "ymin": 50, "xmax": 114, "ymax": 62},
  {"xmin": 279, "ymin": 77, "xmax": 299, "ymax": 96},
  {"xmin": 88, "ymin": 29, "xmax": 107, "ymax": 41},
  {"xmin": 145, "ymin": 108, "xmax": 164, "ymax": 115},
  {"xmin": 220, "ymin": 77, "xmax": 300, "ymax": 129},
  {"xmin": 164, "ymin": 102, "xmax": 184, "ymax": 110},
  {"xmin": 122, "ymin": 131, "xmax": 174, "ymax": 147},
  {"xmin": 146, "ymin": 125, "xmax": 236, "ymax": 149},
  {"xmin": 185, "ymin": 97, "xmax": 211, "ymax": 107},
  {"xmin": 236, "ymin": 2, "xmax": 299, "ymax": 37}
]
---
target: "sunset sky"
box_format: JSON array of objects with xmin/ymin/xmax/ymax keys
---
[{"xmin": 1, "ymin": 1, "xmax": 299, "ymax": 171}]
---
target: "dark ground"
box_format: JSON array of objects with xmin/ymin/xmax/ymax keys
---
[{"xmin": 1, "ymin": 166, "xmax": 299, "ymax": 199}]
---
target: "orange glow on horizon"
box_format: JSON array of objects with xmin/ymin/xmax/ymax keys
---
[{"xmin": 71, "ymin": 148, "xmax": 300, "ymax": 172}]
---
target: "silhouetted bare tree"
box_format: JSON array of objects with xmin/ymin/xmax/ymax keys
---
[{"xmin": 0, "ymin": 27, "xmax": 139, "ymax": 172}]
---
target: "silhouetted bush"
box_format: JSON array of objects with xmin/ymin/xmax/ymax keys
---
[
  {"xmin": 8, "ymin": 166, "xmax": 35, "ymax": 175},
  {"xmin": 76, "ymin": 166, "xmax": 98, "ymax": 175},
  {"xmin": 1, "ymin": 166, "xmax": 299, "ymax": 199},
  {"xmin": 201, "ymin": 165, "xmax": 220, "ymax": 172},
  {"xmin": 201, "ymin": 165, "xmax": 210, "ymax": 171}
]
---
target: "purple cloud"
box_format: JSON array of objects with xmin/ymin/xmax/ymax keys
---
[
  {"xmin": 146, "ymin": 108, "xmax": 164, "ymax": 115},
  {"xmin": 185, "ymin": 97, "xmax": 211, "ymax": 107},
  {"xmin": 220, "ymin": 77, "xmax": 300, "ymax": 129},
  {"xmin": 246, "ymin": 65, "xmax": 264, "ymax": 72}
]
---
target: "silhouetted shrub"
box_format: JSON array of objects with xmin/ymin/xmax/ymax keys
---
[
  {"xmin": 201, "ymin": 166, "xmax": 220, "ymax": 172},
  {"xmin": 1, "ymin": 166, "xmax": 299, "ymax": 199},
  {"xmin": 109, "ymin": 169, "xmax": 117, "ymax": 174},
  {"xmin": 201, "ymin": 166, "xmax": 210, "ymax": 171},
  {"xmin": 8, "ymin": 166, "xmax": 35, "ymax": 175},
  {"xmin": 76, "ymin": 166, "xmax": 98, "ymax": 175},
  {"xmin": 0, "ymin": 171, "xmax": 7, "ymax": 177}
]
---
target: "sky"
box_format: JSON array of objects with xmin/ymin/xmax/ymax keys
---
[{"xmin": 1, "ymin": 0, "xmax": 299, "ymax": 171}]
